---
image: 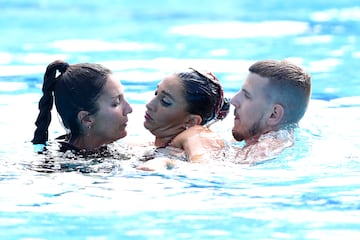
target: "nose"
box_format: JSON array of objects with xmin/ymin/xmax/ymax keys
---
[
  {"xmin": 230, "ymin": 93, "xmax": 240, "ymax": 107},
  {"xmin": 124, "ymin": 100, "xmax": 133, "ymax": 115},
  {"xmin": 145, "ymin": 97, "xmax": 156, "ymax": 111}
]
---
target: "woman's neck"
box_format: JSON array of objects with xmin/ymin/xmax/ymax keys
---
[
  {"xmin": 154, "ymin": 136, "xmax": 174, "ymax": 148},
  {"xmin": 70, "ymin": 135, "xmax": 104, "ymax": 152}
]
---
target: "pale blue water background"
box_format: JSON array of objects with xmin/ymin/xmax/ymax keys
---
[{"xmin": 1, "ymin": 0, "xmax": 360, "ymax": 239}]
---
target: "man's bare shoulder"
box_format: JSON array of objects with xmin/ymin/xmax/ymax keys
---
[{"xmin": 235, "ymin": 129, "xmax": 294, "ymax": 165}]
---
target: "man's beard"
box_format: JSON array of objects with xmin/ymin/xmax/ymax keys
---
[{"xmin": 232, "ymin": 120, "xmax": 262, "ymax": 142}]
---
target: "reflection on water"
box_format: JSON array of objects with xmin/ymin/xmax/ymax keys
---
[
  {"xmin": 28, "ymin": 142, "xmax": 134, "ymax": 173},
  {"xmin": 1, "ymin": 0, "xmax": 360, "ymax": 239}
]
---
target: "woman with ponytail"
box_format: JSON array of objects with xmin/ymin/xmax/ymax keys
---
[
  {"xmin": 32, "ymin": 60, "xmax": 133, "ymax": 154},
  {"xmin": 141, "ymin": 68, "xmax": 230, "ymax": 164}
]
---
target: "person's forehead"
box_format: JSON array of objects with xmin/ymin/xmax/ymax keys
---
[
  {"xmin": 159, "ymin": 75, "xmax": 183, "ymax": 93},
  {"xmin": 103, "ymin": 75, "xmax": 124, "ymax": 96},
  {"xmin": 244, "ymin": 73, "xmax": 269, "ymax": 91}
]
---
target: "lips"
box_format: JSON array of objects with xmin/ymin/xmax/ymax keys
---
[
  {"xmin": 145, "ymin": 112, "xmax": 153, "ymax": 121},
  {"xmin": 121, "ymin": 119, "xmax": 128, "ymax": 128}
]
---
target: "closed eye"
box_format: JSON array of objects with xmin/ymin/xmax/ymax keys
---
[
  {"xmin": 160, "ymin": 97, "xmax": 171, "ymax": 106},
  {"xmin": 112, "ymin": 95, "xmax": 123, "ymax": 106},
  {"xmin": 155, "ymin": 89, "xmax": 173, "ymax": 107},
  {"xmin": 242, "ymin": 89, "xmax": 251, "ymax": 99}
]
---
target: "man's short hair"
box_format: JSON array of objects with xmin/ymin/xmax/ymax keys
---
[{"xmin": 249, "ymin": 60, "xmax": 312, "ymax": 125}]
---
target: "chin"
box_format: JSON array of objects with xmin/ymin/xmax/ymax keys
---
[
  {"xmin": 143, "ymin": 121, "xmax": 150, "ymax": 130},
  {"xmin": 115, "ymin": 130, "xmax": 127, "ymax": 140},
  {"xmin": 232, "ymin": 130, "xmax": 243, "ymax": 142},
  {"xmin": 120, "ymin": 131, "xmax": 127, "ymax": 138}
]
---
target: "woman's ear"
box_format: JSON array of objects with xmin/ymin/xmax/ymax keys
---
[
  {"xmin": 267, "ymin": 104, "xmax": 284, "ymax": 126},
  {"xmin": 186, "ymin": 114, "xmax": 202, "ymax": 127},
  {"xmin": 77, "ymin": 110, "xmax": 94, "ymax": 128}
]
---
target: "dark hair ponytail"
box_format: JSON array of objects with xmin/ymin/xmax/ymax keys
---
[{"xmin": 31, "ymin": 60, "xmax": 69, "ymax": 144}]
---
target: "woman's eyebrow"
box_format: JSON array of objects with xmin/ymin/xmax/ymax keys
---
[
  {"xmin": 111, "ymin": 94, "xmax": 123, "ymax": 99},
  {"xmin": 160, "ymin": 90, "xmax": 175, "ymax": 100}
]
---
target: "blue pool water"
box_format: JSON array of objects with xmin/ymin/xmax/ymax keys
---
[{"xmin": 1, "ymin": 0, "xmax": 360, "ymax": 239}]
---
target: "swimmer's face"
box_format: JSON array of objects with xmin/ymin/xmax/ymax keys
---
[
  {"xmin": 144, "ymin": 74, "xmax": 191, "ymax": 140},
  {"xmin": 230, "ymin": 73, "xmax": 274, "ymax": 142}
]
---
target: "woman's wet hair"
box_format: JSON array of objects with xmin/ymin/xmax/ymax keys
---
[
  {"xmin": 32, "ymin": 60, "xmax": 111, "ymax": 145},
  {"xmin": 176, "ymin": 68, "xmax": 230, "ymax": 125}
]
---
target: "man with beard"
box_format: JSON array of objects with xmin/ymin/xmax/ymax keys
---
[{"xmin": 230, "ymin": 60, "xmax": 311, "ymax": 164}]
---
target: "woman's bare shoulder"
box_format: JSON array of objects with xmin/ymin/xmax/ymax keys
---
[{"xmin": 172, "ymin": 125, "xmax": 224, "ymax": 150}]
